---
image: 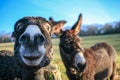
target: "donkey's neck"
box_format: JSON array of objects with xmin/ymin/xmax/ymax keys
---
[{"xmin": 22, "ymin": 68, "xmax": 45, "ymax": 80}]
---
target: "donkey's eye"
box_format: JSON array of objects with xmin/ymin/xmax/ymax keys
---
[
  {"xmin": 46, "ymin": 25, "xmax": 49, "ymax": 30},
  {"xmin": 46, "ymin": 24, "xmax": 51, "ymax": 31},
  {"xmin": 65, "ymin": 41, "xmax": 70, "ymax": 44},
  {"xmin": 16, "ymin": 23, "xmax": 23, "ymax": 32}
]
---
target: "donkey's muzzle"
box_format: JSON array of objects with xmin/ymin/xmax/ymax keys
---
[
  {"xmin": 74, "ymin": 52, "xmax": 86, "ymax": 70},
  {"xmin": 19, "ymin": 33, "xmax": 45, "ymax": 46}
]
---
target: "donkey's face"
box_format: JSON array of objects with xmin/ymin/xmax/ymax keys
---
[
  {"xmin": 60, "ymin": 31, "xmax": 86, "ymax": 72},
  {"xmin": 60, "ymin": 31, "xmax": 81, "ymax": 54},
  {"xmin": 13, "ymin": 17, "xmax": 66, "ymax": 68},
  {"xmin": 53, "ymin": 14, "xmax": 86, "ymax": 73}
]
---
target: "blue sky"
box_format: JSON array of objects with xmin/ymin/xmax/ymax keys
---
[{"xmin": 0, "ymin": 0, "xmax": 120, "ymax": 33}]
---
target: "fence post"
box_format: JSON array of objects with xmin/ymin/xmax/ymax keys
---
[{"xmin": 35, "ymin": 64, "xmax": 62, "ymax": 80}]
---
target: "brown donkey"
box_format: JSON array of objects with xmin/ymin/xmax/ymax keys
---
[
  {"xmin": 51, "ymin": 14, "xmax": 117, "ymax": 80},
  {"xmin": 0, "ymin": 17, "xmax": 66, "ymax": 80}
]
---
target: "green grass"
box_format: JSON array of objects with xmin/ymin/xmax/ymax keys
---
[{"xmin": 0, "ymin": 34, "xmax": 120, "ymax": 80}]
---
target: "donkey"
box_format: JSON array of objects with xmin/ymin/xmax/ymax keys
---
[
  {"xmin": 0, "ymin": 16, "xmax": 66, "ymax": 80},
  {"xmin": 51, "ymin": 14, "xmax": 117, "ymax": 80}
]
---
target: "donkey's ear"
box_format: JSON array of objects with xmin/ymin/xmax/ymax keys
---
[
  {"xmin": 11, "ymin": 32, "xmax": 16, "ymax": 41},
  {"xmin": 70, "ymin": 13, "xmax": 82, "ymax": 35},
  {"xmin": 49, "ymin": 17, "xmax": 67, "ymax": 36}
]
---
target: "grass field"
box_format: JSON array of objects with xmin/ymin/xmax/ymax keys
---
[{"xmin": 0, "ymin": 34, "xmax": 120, "ymax": 80}]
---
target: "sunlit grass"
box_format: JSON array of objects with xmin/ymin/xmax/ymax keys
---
[
  {"xmin": 0, "ymin": 42, "xmax": 14, "ymax": 51},
  {"xmin": 0, "ymin": 34, "xmax": 120, "ymax": 80}
]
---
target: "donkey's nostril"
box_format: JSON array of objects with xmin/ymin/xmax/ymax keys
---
[
  {"xmin": 19, "ymin": 33, "xmax": 30, "ymax": 44},
  {"xmin": 34, "ymin": 34, "xmax": 45, "ymax": 45},
  {"xmin": 77, "ymin": 63, "xmax": 86, "ymax": 72},
  {"xmin": 77, "ymin": 63, "xmax": 83, "ymax": 68}
]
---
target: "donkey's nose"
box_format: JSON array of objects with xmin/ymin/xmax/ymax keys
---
[
  {"xmin": 19, "ymin": 33, "xmax": 45, "ymax": 46},
  {"xmin": 74, "ymin": 52, "xmax": 86, "ymax": 67}
]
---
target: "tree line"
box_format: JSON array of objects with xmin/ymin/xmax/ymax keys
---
[
  {"xmin": 0, "ymin": 36, "xmax": 12, "ymax": 43},
  {"xmin": 79, "ymin": 21, "xmax": 120, "ymax": 36}
]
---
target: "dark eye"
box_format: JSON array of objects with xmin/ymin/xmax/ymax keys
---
[
  {"xmin": 16, "ymin": 23, "xmax": 23, "ymax": 32},
  {"xmin": 46, "ymin": 24, "xmax": 51, "ymax": 31},
  {"xmin": 64, "ymin": 41, "xmax": 71, "ymax": 47},
  {"xmin": 46, "ymin": 25, "xmax": 49, "ymax": 30},
  {"xmin": 64, "ymin": 41, "xmax": 70, "ymax": 44}
]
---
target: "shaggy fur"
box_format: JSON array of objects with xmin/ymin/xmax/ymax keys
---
[
  {"xmin": 54, "ymin": 14, "xmax": 117, "ymax": 80},
  {"xmin": 0, "ymin": 17, "xmax": 66, "ymax": 80},
  {"xmin": 14, "ymin": 17, "xmax": 53, "ymax": 78},
  {"xmin": 0, "ymin": 50, "xmax": 16, "ymax": 80}
]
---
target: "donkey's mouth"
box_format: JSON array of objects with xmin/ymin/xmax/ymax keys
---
[
  {"xmin": 21, "ymin": 53, "xmax": 45, "ymax": 66},
  {"xmin": 23, "ymin": 55, "xmax": 41, "ymax": 60}
]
